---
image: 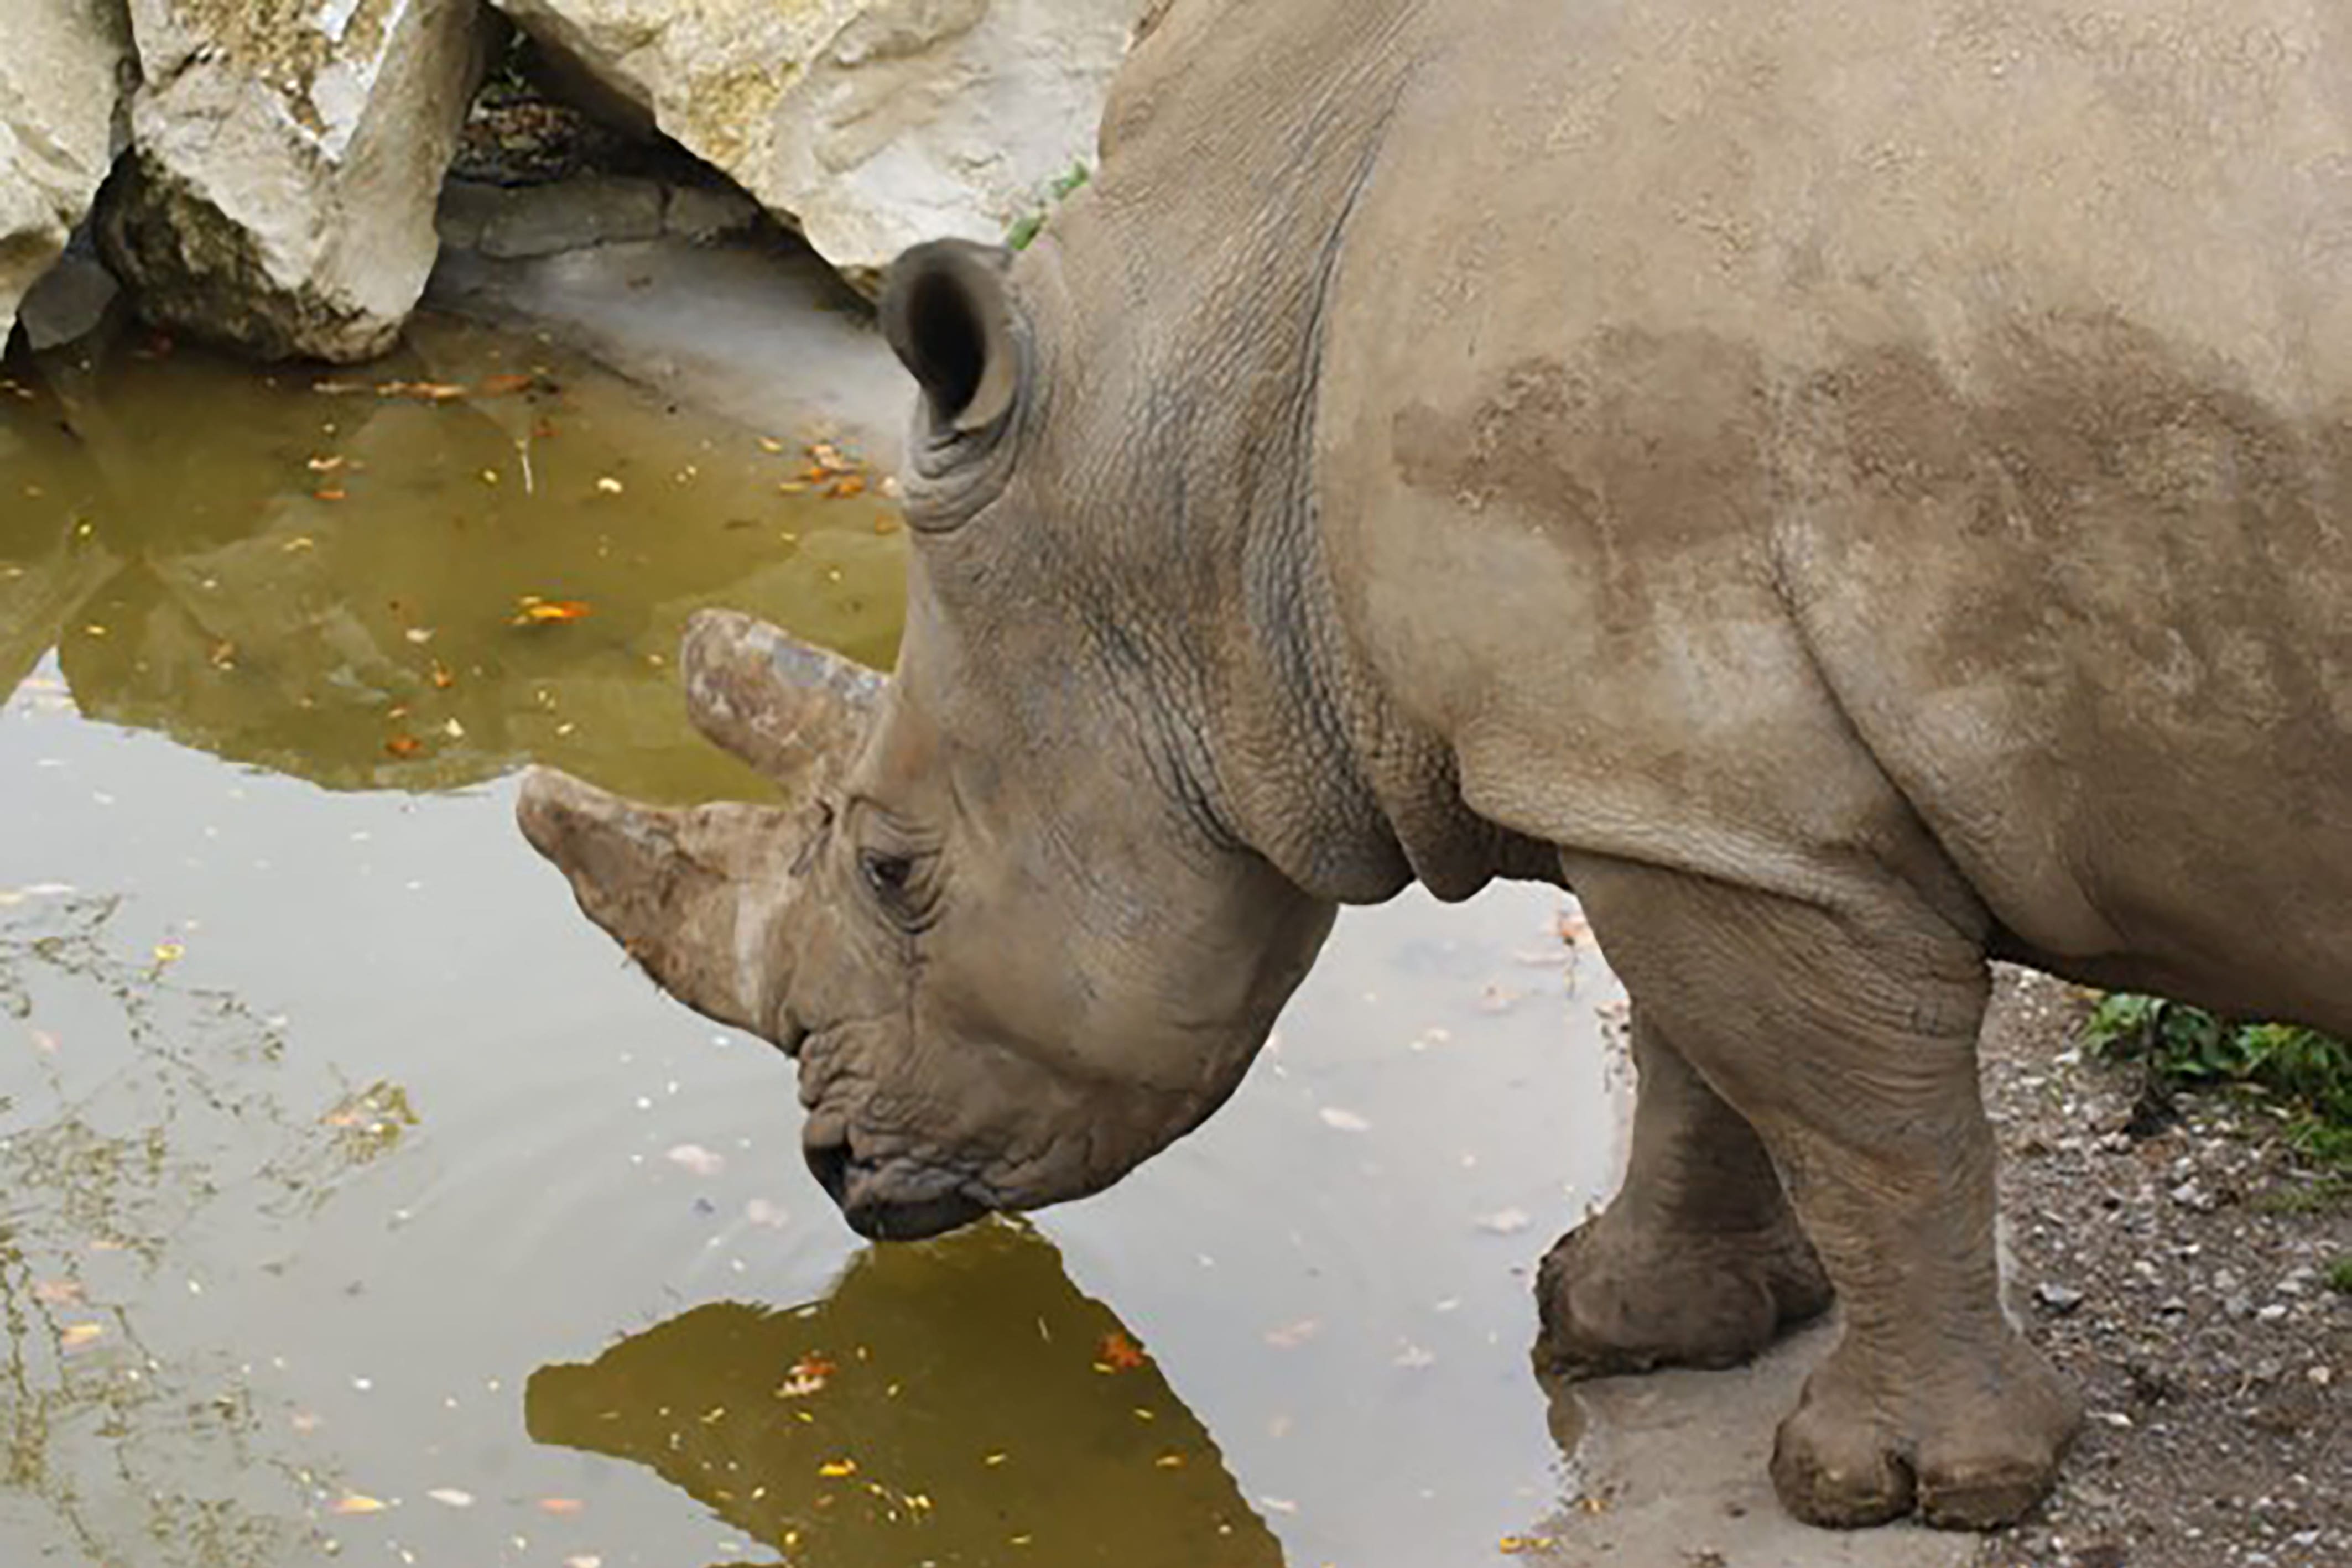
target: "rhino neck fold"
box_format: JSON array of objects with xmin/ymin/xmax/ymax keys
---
[{"xmin": 1068, "ymin": 1, "xmax": 1531, "ymax": 907}]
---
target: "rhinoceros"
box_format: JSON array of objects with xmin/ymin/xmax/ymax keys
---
[{"xmin": 517, "ymin": 0, "xmax": 2352, "ymax": 1534}]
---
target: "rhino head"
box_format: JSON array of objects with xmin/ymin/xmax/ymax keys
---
[{"xmin": 519, "ymin": 239, "xmax": 1339, "ymax": 1241}]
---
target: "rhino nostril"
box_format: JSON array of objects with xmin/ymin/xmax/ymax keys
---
[
  {"xmin": 805, "ymin": 1137, "xmax": 851, "ymax": 1204},
  {"xmin": 776, "ymin": 1014, "xmax": 810, "ymax": 1060}
]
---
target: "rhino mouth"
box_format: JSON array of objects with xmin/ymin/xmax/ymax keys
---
[{"xmin": 801, "ymin": 1111, "xmax": 993, "ymax": 1242}]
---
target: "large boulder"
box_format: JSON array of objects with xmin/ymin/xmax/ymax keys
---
[
  {"xmin": 97, "ymin": 0, "xmax": 498, "ymax": 362},
  {"xmin": 488, "ymin": 0, "xmax": 1138, "ymax": 289},
  {"xmin": 0, "ymin": 0, "xmax": 133, "ymax": 351}
]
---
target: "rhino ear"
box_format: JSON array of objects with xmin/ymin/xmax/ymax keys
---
[{"xmin": 881, "ymin": 239, "xmax": 1023, "ymax": 436}]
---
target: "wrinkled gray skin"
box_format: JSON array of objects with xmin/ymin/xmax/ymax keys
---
[{"xmin": 519, "ymin": 0, "xmax": 2352, "ymax": 1535}]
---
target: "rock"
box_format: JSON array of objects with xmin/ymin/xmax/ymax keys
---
[
  {"xmin": 487, "ymin": 0, "xmax": 1141, "ymax": 288},
  {"xmin": 436, "ymin": 174, "xmax": 754, "ymax": 258},
  {"xmin": 1, "ymin": 0, "xmax": 133, "ymax": 351},
  {"xmin": 2036, "ymin": 1281, "xmax": 2087, "ymax": 1315},
  {"xmin": 663, "ymin": 182, "xmax": 760, "ymax": 244},
  {"xmin": 477, "ymin": 175, "xmax": 664, "ymax": 258},
  {"xmin": 16, "ymin": 243, "xmax": 121, "ymax": 352},
  {"xmin": 97, "ymin": 0, "xmax": 499, "ymax": 362}
]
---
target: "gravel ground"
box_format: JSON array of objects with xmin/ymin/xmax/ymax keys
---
[{"xmin": 1975, "ymin": 971, "xmax": 2349, "ymax": 1568}]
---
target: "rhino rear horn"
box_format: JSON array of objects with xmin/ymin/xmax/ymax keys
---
[
  {"xmin": 516, "ymin": 766, "xmax": 802, "ymax": 1037},
  {"xmin": 682, "ymin": 609, "xmax": 884, "ymax": 796}
]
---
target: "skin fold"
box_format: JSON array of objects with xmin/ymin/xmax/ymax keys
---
[{"xmin": 518, "ymin": 0, "xmax": 2352, "ymax": 1532}]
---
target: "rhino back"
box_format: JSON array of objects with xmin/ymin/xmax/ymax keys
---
[{"xmin": 1312, "ymin": 0, "xmax": 2352, "ymax": 1024}]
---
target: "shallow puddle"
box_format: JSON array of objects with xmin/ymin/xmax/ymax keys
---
[{"xmin": 1, "ymin": 317, "xmax": 1626, "ymax": 1568}]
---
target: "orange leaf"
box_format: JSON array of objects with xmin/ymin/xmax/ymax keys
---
[
  {"xmin": 429, "ymin": 663, "xmax": 456, "ymax": 690},
  {"xmin": 384, "ymin": 734, "xmax": 422, "ymax": 759},
  {"xmin": 512, "ymin": 597, "xmax": 593, "ymax": 626},
  {"xmin": 826, "ymin": 474, "xmax": 868, "ymax": 500},
  {"xmin": 314, "ymin": 488, "xmax": 347, "ymax": 502},
  {"xmin": 1096, "ymin": 1332, "xmax": 1148, "ymax": 1373},
  {"xmin": 479, "ymin": 372, "xmax": 537, "ymax": 396},
  {"xmin": 537, "ymin": 1497, "xmax": 584, "ymax": 1515}
]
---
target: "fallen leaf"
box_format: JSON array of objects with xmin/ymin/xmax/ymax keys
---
[
  {"xmin": 817, "ymin": 1459, "xmax": 857, "ymax": 1478},
  {"xmin": 758, "ymin": 436, "xmax": 785, "ymax": 454},
  {"xmin": 31, "ymin": 1278, "xmax": 81, "ymax": 1306},
  {"xmin": 289, "ymin": 1410, "xmax": 322, "ymax": 1433},
  {"xmin": 1476, "ymin": 982, "xmax": 1524, "ymax": 1014},
  {"xmin": 1095, "ymin": 1331, "xmax": 1148, "ymax": 1373},
  {"xmin": 403, "ymin": 627, "xmax": 435, "ymax": 645},
  {"xmin": 479, "ymin": 372, "xmax": 537, "ymax": 397},
  {"xmin": 425, "ymin": 1488, "xmax": 475, "ymax": 1508},
  {"xmin": 330, "ymin": 1493, "xmax": 389, "ymax": 1515},
  {"xmin": 1260, "ymin": 1496, "xmax": 1299, "ymax": 1515},
  {"xmin": 665, "ymin": 1143, "xmax": 724, "ymax": 1177},
  {"xmin": 1499, "ymin": 1536, "xmax": 1559, "ymax": 1555},
  {"xmin": 59, "ymin": 1322, "xmax": 105, "ymax": 1350},
  {"xmin": 744, "ymin": 1198, "xmax": 789, "ymax": 1228},
  {"xmin": 594, "ymin": 476, "xmax": 623, "ymax": 495},
  {"xmin": 1263, "ymin": 1318, "xmax": 1321, "ymax": 1350},
  {"xmin": 28, "ymin": 1029, "xmax": 59, "ymax": 1055},
  {"xmin": 1317, "ymin": 1107, "xmax": 1371, "ymax": 1133},
  {"xmin": 379, "ymin": 380, "xmax": 467, "ymax": 403},
  {"xmin": 153, "ymin": 942, "xmax": 185, "ymax": 965},
  {"xmin": 307, "ymin": 455, "xmax": 345, "ymax": 473},
  {"xmin": 563, "ymin": 1557, "xmax": 603, "ymax": 1568},
  {"xmin": 430, "ymin": 663, "xmax": 456, "ymax": 691},
  {"xmin": 1153, "ymin": 1452, "xmax": 1186, "ymax": 1469},
  {"xmin": 513, "ymin": 596, "xmax": 593, "ymax": 626},
  {"xmin": 537, "ymin": 1497, "xmax": 584, "ymax": 1515},
  {"xmin": 384, "ymin": 734, "xmax": 422, "ymax": 759},
  {"xmin": 1475, "ymin": 1207, "xmax": 1533, "ymax": 1236},
  {"xmin": 826, "ymin": 474, "xmax": 867, "ymax": 500},
  {"xmin": 314, "ymin": 487, "xmax": 347, "ymax": 502}
]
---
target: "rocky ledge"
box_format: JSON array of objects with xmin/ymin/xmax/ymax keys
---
[{"xmin": 4, "ymin": 0, "xmax": 1146, "ymax": 362}]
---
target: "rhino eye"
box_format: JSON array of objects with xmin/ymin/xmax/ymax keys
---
[{"xmin": 858, "ymin": 848, "xmax": 916, "ymax": 902}]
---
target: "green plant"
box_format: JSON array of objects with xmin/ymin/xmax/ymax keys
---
[
  {"xmin": 2083, "ymin": 994, "xmax": 2352, "ymax": 1165},
  {"xmin": 2327, "ymin": 1257, "xmax": 2352, "ymax": 1295},
  {"xmin": 1007, "ymin": 161, "xmax": 1093, "ymax": 251}
]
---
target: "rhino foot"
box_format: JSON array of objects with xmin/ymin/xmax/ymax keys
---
[
  {"xmin": 1534, "ymin": 1010, "xmax": 1832, "ymax": 1381},
  {"xmin": 1771, "ymin": 1328, "xmax": 2083, "ymax": 1530},
  {"xmin": 1533, "ymin": 1204, "xmax": 1831, "ymax": 1380}
]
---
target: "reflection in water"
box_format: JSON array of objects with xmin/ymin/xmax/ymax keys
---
[
  {"xmin": 528, "ymin": 1222, "xmax": 1284, "ymax": 1568},
  {"xmin": 0, "ymin": 317, "xmax": 906, "ymax": 804},
  {"xmin": 4, "ymin": 314, "xmax": 1618, "ymax": 1567},
  {"xmin": 0, "ymin": 892, "xmax": 373, "ymax": 1566}
]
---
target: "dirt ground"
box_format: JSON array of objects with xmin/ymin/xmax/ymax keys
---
[
  {"xmin": 1532, "ymin": 971, "xmax": 2346, "ymax": 1568},
  {"xmin": 1971, "ymin": 971, "xmax": 2349, "ymax": 1568}
]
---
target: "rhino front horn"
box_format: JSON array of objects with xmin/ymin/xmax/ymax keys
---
[
  {"xmin": 683, "ymin": 610, "xmax": 885, "ymax": 795},
  {"xmin": 516, "ymin": 766, "xmax": 803, "ymax": 1038}
]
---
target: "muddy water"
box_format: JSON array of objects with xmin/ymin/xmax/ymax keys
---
[{"xmin": 0, "ymin": 319, "xmax": 1625, "ymax": 1568}]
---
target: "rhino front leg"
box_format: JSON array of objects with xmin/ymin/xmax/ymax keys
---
[
  {"xmin": 1534, "ymin": 1013, "xmax": 1831, "ymax": 1378},
  {"xmin": 1564, "ymin": 856, "xmax": 2082, "ymax": 1531}
]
